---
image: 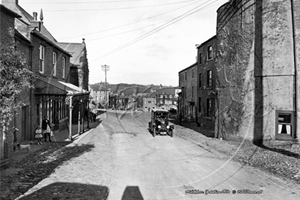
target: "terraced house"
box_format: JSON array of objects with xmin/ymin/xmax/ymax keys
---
[
  {"xmin": 1, "ymin": 0, "xmax": 89, "ymax": 167},
  {"xmin": 197, "ymin": 36, "xmax": 217, "ymax": 131}
]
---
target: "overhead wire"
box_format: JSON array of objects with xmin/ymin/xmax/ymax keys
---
[
  {"xmin": 87, "ymin": 20, "xmax": 168, "ymax": 41},
  {"xmin": 38, "ymin": 0, "xmax": 198, "ymax": 11},
  {"xmin": 58, "ymin": 0, "xmax": 200, "ymax": 40},
  {"xmin": 91, "ymin": 0, "xmax": 220, "ymax": 60},
  {"xmin": 24, "ymin": 0, "xmax": 148, "ymax": 4}
]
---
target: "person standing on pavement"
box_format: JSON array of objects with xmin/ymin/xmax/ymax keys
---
[
  {"xmin": 35, "ymin": 125, "xmax": 43, "ymax": 145},
  {"xmin": 42, "ymin": 116, "xmax": 52, "ymax": 142}
]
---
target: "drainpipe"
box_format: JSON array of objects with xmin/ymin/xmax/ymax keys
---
[{"xmin": 291, "ymin": 0, "xmax": 298, "ymax": 139}]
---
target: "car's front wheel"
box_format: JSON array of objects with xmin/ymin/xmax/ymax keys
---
[{"xmin": 169, "ymin": 130, "xmax": 173, "ymax": 137}]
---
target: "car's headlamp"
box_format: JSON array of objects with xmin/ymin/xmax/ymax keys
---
[
  {"xmin": 167, "ymin": 125, "xmax": 170, "ymax": 129},
  {"xmin": 158, "ymin": 125, "xmax": 161, "ymax": 128}
]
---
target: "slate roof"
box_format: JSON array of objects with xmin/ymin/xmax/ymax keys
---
[
  {"xmin": 2, "ymin": 1, "xmax": 68, "ymax": 55},
  {"xmin": 156, "ymin": 87, "xmax": 179, "ymax": 95},
  {"xmin": 58, "ymin": 42, "xmax": 84, "ymax": 66}
]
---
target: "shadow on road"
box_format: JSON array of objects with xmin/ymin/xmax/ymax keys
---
[
  {"xmin": 121, "ymin": 186, "xmax": 144, "ymax": 200},
  {"xmin": 19, "ymin": 182, "xmax": 109, "ymax": 200}
]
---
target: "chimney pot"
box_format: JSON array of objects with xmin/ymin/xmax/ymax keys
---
[
  {"xmin": 33, "ymin": 12, "xmax": 38, "ymax": 20},
  {"xmin": 82, "ymin": 38, "xmax": 85, "ymax": 43}
]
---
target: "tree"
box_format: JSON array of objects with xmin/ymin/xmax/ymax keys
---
[{"xmin": 0, "ymin": 38, "xmax": 35, "ymax": 127}]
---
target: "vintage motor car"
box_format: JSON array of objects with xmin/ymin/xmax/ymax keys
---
[{"xmin": 148, "ymin": 109, "xmax": 174, "ymax": 137}]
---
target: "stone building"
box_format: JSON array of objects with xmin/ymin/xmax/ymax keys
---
[
  {"xmin": 197, "ymin": 36, "xmax": 217, "ymax": 131},
  {"xmin": 215, "ymin": 0, "xmax": 300, "ymax": 143},
  {"xmin": 59, "ymin": 39, "xmax": 89, "ymax": 90},
  {"xmin": 89, "ymin": 83, "xmax": 110, "ymax": 108},
  {"xmin": 178, "ymin": 63, "xmax": 197, "ymax": 121},
  {"xmin": 143, "ymin": 95, "xmax": 156, "ymax": 112},
  {"xmin": 2, "ymin": 0, "xmax": 89, "ymax": 137},
  {"xmin": 155, "ymin": 87, "xmax": 179, "ymax": 110}
]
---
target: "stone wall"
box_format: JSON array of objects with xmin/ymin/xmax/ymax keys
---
[
  {"xmin": 215, "ymin": 0, "xmax": 255, "ymax": 140},
  {"xmin": 261, "ymin": 0, "xmax": 295, "ymax": 140},
  {"xmin": 215, "ymin": 0, "xmax": 299, "ymax": 142},
  {"xmin": 294, "ymin": 0, "xmax": 300, "ymax": 139}
]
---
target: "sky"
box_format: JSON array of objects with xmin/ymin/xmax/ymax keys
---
[{"xmin": 20, "ymin": 0, "xmax": 228, "ymax": 86}]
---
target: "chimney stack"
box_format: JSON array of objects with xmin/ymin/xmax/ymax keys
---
[{"xmin": 33, "ymin": 12, "xmax": 38, "ymax": 20}]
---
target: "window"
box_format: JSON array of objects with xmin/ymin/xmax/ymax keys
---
[
  {"xmin": 192, "ymin": 86, "xmax": 194, "ymax": 98},
  {"xmin": 275, "ymin": 110, "xmax": 295, "ymax": 139},
  {"xmin": 192, "ymin": 68, "xmax": 194, "ymax": 78},
  {"xmin": 198, "ymin": 97, "xmax": 201, "ymax": 113},
  {"xmin": 62, "ymin": 57, "xmax": 66, "ymax": 78},
  {"xmin": 199, "ymin": 52, "xmax": 202, "ymax": 64},
  {"xmin": 207, "ymin": 70, "xmax": 212, "ymax": 87},
  {"xmin": 53, "ymin": 52, "xmax": 57, "ymax": 76},
  {"xmin": 207, "ymin": 98, "xmax": 212, "ymax": 117},
  {"xmin": 39, "ymin": 45, "xmax": 45, "ymax": 73},
  {"xmin": 185, "ymin": 71, "xmax": 187, "ymax": 81},
  {"xmin": 207, "ymin": 46, "xmax": 213, "ymax": 60},
  {"xmin": 169, "ymin": 94, "xmax": 172, "ymax": 98},
  {"xmin": 199, "ymin": 73, "xmax": 202, "ymax": 88}
]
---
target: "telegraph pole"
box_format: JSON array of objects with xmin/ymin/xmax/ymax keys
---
[{"xmin": 101, "ymin": 65, "xmax": 110, "ymax": 109}]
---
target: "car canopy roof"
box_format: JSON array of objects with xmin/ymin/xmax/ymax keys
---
[{"xmin": 152, "ymin": 108, "xmax": 169, "ymax": 113}]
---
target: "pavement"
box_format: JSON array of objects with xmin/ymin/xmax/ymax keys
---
[{"xmin": 0, "ymin": 119, "xmax": 101, "ymax": 179}]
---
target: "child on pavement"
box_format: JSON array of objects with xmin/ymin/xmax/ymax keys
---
[{"xmin": 35, "ymin": 125, "xmax": 43, "ymax": 145}]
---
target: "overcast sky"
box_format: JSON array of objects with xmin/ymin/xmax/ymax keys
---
[{"xmin": 20, "ymin": 0, "xmax": 228, "ymax": 86}]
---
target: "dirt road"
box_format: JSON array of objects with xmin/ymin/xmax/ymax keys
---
[{"xmin": 17, "ymin": 111, "xmax": 299, "ymax": 200}]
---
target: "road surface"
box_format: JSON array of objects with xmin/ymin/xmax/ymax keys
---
[{"xmin": 18, "ymin": 110, "xmax": 300, "ymax": 200}]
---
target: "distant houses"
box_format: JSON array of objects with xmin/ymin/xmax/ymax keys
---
[
  {"xmin": 0, "ymin": 1, "xmax": 90, "ymax": 167},
  {"xmin": 89, "ymin": 83, "xmax": 179, "ymax": 112},
  {"xmin": 179, "ymin": 0, "xmax": 300, "ymax": 144}
]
